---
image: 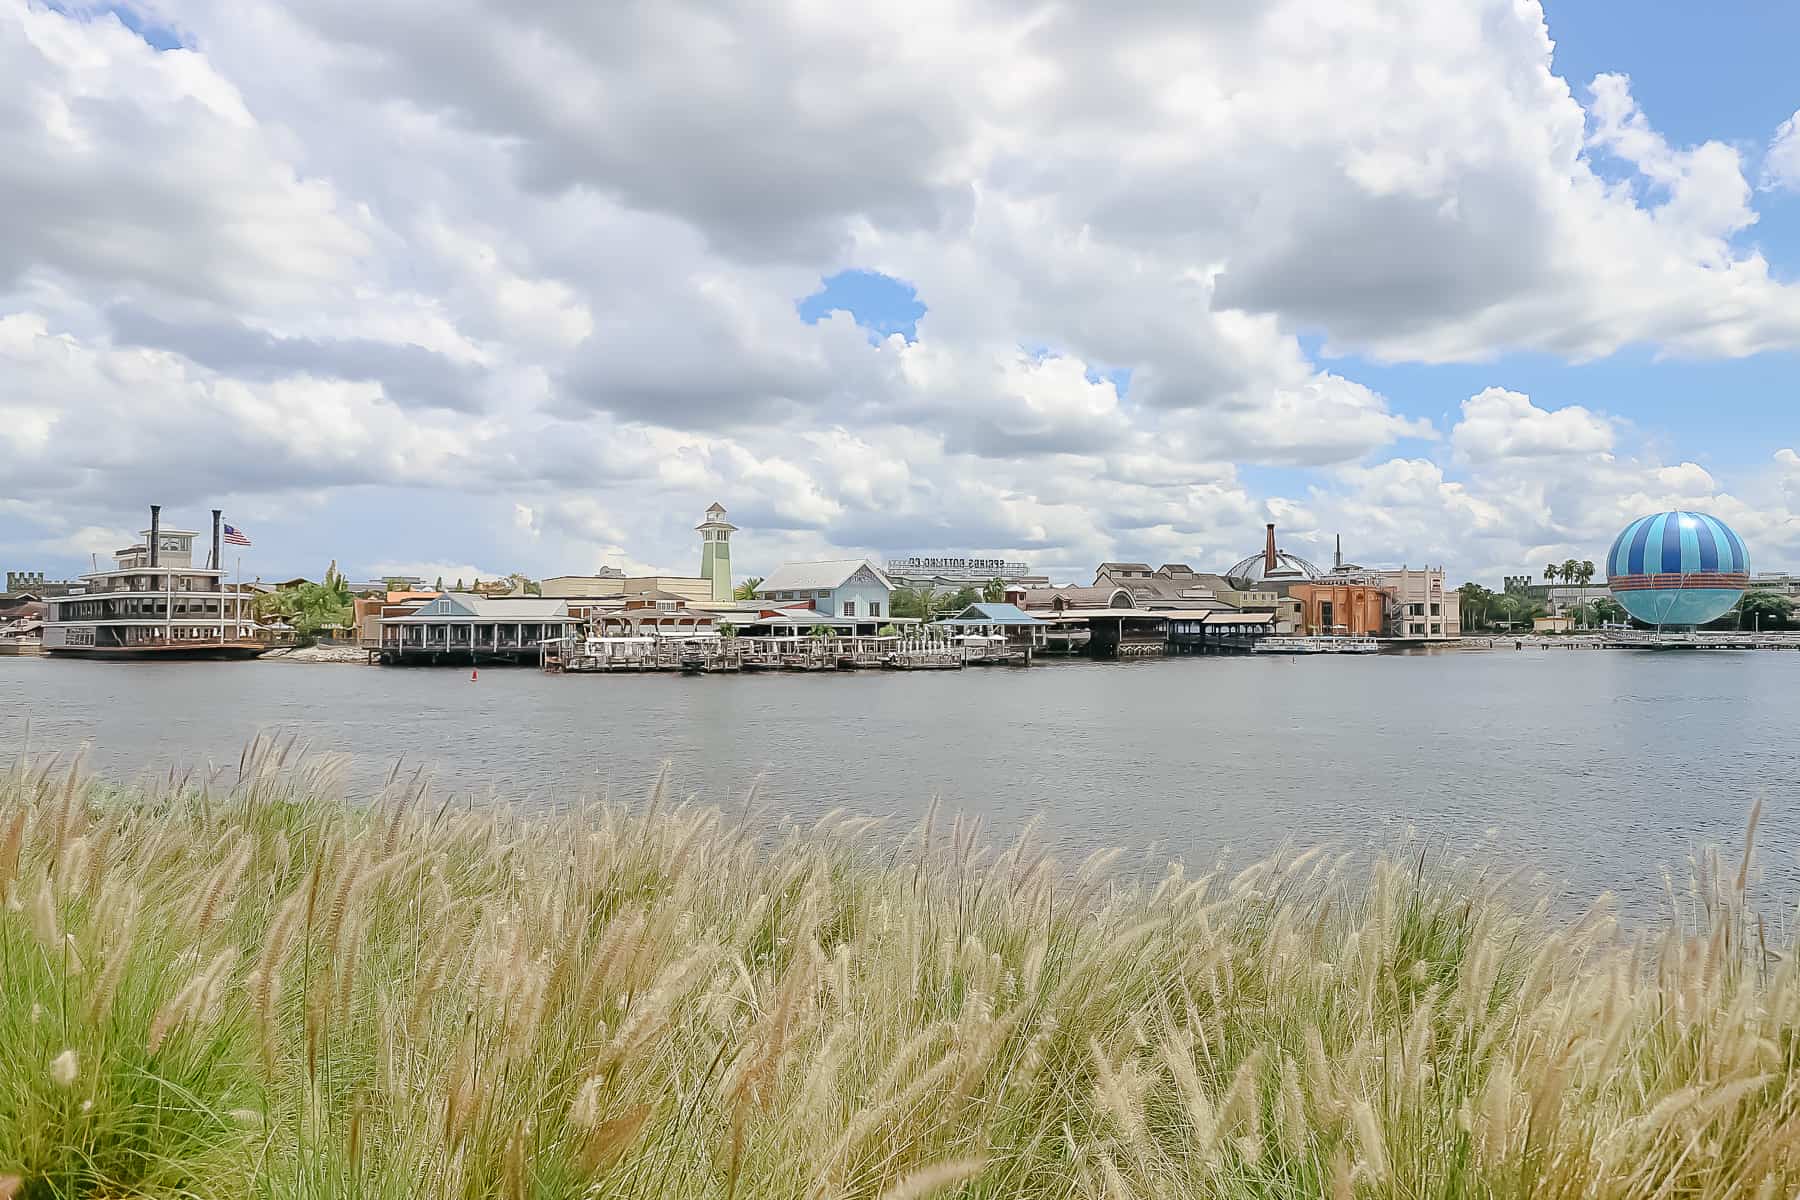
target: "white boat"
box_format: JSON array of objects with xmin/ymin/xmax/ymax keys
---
[
  {"xmin": 42, "ymin": 506, "xmax": 263, "ymax": 661},
  {"xmin": 1254, "ymin": 635, "xmax": 1382, "ymax": 655}
]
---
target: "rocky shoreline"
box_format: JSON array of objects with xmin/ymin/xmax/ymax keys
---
[{"xmin": 258, "ymin": 644, "xmax": 367, "ymax": 664}]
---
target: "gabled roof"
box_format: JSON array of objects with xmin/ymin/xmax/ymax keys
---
[
  {"xmin": 1019, "ymin": 585, "xmax": 1135, "ymax": 611},
  {"xmin": 756, "ymin": 559, "xmax": 892, "ymax": 593},
  {"xmin": 941, "ymin": 603, "xmax": 1044, "ymax": 626},
  {"xmin": 1095, "ymin": 562, "xmax": 1154, "ymax": 577},
  {"xmin": 389, "ymin": 593, "xmax": 573, "ymax": 620}
]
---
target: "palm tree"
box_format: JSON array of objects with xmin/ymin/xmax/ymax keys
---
[
  {"xmin": 982, "ymin": 577, "xmax": 1006, "ymax": 604},
  {"xmin": 734, "ymin": 577, "xmax": 763, "ymax": 601},
  {"xmin": 1543, "ymin": 563, "xmax": 1559, "ymax": 589},
  {"xmin": 1457, "ymin": 581, "xmax": 1495, "ymax": 630}
]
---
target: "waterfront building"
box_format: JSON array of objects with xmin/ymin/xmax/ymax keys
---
[
  {"xmin": 755, "ymin": 560, "xmax": 893, "ymax": 620},
  {"xmin": 1017, "ymin": 584, "xmax": 1136, "ymax": 613},
  {"xmin": 354, "ymin": 590, "xmax": 439, "ymax": 648},
  {"xmin": 41, "ymin": 506, "xmax": 261, "ymax": 659},
  {"xmin": 1094, "ymin": 562, "xmax": 1239, "ymax": 611},
  {"xmin": 936, "ymin": 602, "xmax": 1048, "ymax": 652},
  {"xmin": 375, "ymin": 593, "xmax": 585, "ymax": 664},
  {"xmin": 884, "ymin": 555, "xmax": 1048, "ymax": 589},
  {"xmin": 1369, "ymin": 567, "xmax": 1461, "ymax": 638},
  {"xmin": 1534, "ymin": 614, "xmax": 1575, "ymax": 634},
  {"xmin": 1287, "ymin": 580, "xmax": 1388, "ymax": 637}
]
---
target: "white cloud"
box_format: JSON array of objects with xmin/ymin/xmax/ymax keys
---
[
  {"xmin": 1450, "ymin": 388, "xmax": 1615, "ymax": 464},
  {"xmin": 1, "ymin": 0, "xmax": 1797, "ymax": 588},
  {"xmin": 1762, "ymin": 111, "xmax": 1800, "ymax": 192}
]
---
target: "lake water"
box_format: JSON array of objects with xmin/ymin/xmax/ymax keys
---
[{"xmin": 2, "ymin": 650, "xmax": 1796, "ymax": 913}]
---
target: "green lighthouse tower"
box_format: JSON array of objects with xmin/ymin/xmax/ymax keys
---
[{"xmin": 697, "ymin": 502, "xmax": 736, "ymax": 602}]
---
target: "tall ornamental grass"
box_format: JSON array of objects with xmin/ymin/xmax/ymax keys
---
[{"xmin": 0, "ymin": 738, "xmax": 1795, "ymax": 1199}]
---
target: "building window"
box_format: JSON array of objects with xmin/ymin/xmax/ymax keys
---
[
  {"xmin": 1429, "ymin": 603, "xmax": 1440, "ymax": 616},
  {"xmin": 868, "ymin": 602, "xmax": 880, "ymax": 618},
  {"xmin": 842, "ymin": 601, "xmax": 856, "ymax": 617}
]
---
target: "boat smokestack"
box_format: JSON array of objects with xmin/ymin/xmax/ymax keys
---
[
  {"xmin": 211, "ymin": 510, "xmax": 222, "ymax": 572},
  {"xmin": 1264, "ymin": 522, "xmax": 1277, "ymax": 574},
  {"xmin": 149, "ymin": 504, "xmax": 161, "ymax": 568},
  {"xmin": 1335, "ymin": 533, "xmax": 1342, "ymax": 570}
]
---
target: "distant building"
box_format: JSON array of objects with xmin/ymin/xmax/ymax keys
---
[
  {"xmin": 1016, "ymin": 584, "xmax": 1135, "ymax": 613},
  {"xmin": 936, "ymin": 602, "xmax": 1049, "ymax": 652},
  {"xmin": 697, "ymin": 502, "xmax": 737, "ymax": 602},
  {"xmin": 354, "ymin": 590, "xmax": 439, "ymax": 648},
  {"xmin": 1226, "ymin": 524, "xmax": 1324, "ymax": 584},
  {"xmin": 884, "ymin": 555, "xmax": 1048, "ymax": 589},
  {"xmin": 375, "ymin": 594, "xmax": 585, "ymax": 664},
  {"xmin": 1094, "ymin": 562, "xmax": 1238, "ymax": 611},
  {"xmin": 541, "ymin": 574, "xmax": 715, "ymax": 603},
  {"xmin": 1370, "ymin": 567, "xmax": 1461, "ymax": 639},
  {"xmin": 755, "ymin": 560, "xmax": 893, "ymax": 620},
  {"xmin": 1288, "ymin": 580, "xmax": 1388, "ymax": 637},
  {"xmin": 5, "ymin": 571, "xmax": 84, "ymax": 598},
  {"xmin": 1749, "ymin": 571, "xmax": 1800, "ymax": 598},
  {"xmin": 1534, "ymin": 614, "xmax": 1575, "ymax": 634}
]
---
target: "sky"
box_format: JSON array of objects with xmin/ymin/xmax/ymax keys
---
[{"xmin": 2, "ymin": 0, "xmax": 1798, "ymax": 589}]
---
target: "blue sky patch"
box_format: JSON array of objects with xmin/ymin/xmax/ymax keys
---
[
  {"xmin": 797, "ymin": 270, "xmax": 926, "ymax": 342},
  {"xmin": 47, "ymin": 2, "xmax": 184, "ymax": 50}
]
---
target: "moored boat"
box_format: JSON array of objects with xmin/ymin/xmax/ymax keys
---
[{"xmin": 41, "ymin": 506, "xmax": 264, "ymax": 661}]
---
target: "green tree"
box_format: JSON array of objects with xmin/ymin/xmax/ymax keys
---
[
  {"xmin": 1590, "ymin": 596, "xmax": 1628, "ymax": 625},
  {"xmin": 982, "ymin": 577, "xmax": 1006, "ymax": 604},
  {"xmin": 889, "ymin": 585, "xmax": 937, "ymax": 620},
  {"xmin": 942, "ymin": 586, "xmax": 981, "ymax": 616},
  {"xmin": 1735, "ymin": 590, "xmax": 1793, "ymax": 631},
  {"xmin": 717, "ymin": 622, "xmax": 737, "ymax": 640},
  {"xmin": 877, "ymin": 624, "xmax": 899, "ymax": 638},
  {"xmin": 1543, "ymin": 563, "xmax": 1559, "ymax": 589},
  {"xmin": 434, "ymin": 576, "xmax": 445, "ymax": 592},
  {"xmin": 1457, "ymin": 581, "xmax": 1496, "ymax": 630},
  {"xmin": 253, "ymin": 561, "xmax": 354, "ymax": 646},
  {"xmin": 734, "ymin": 577, "xmax": 763, "ymax": 601}
]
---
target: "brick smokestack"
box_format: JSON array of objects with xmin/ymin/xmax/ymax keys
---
[
  {"xmin": 211, "ymin": 509, "xmax": 222, "ymax": 571},
  {"xmin": 149, "ymin": 504, "xmax": 161, "ymax": 568},
  {"xmin": 1264, "ymin": 522, "xmax": 1276, "ymax": 574}
]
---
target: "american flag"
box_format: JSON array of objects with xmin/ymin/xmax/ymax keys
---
[{"xmin": 223, "ymin": 523, "xmax": 252, "ymax": 547}]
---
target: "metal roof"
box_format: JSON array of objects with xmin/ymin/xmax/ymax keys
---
[
  {"xmin": 385, "ymin": 593, "xmax": 573, "ymax": 621},
  {"xmin": 757, "ymin": 559, "xmax": 893, "ymax": 593},
  {"xmin": 1202, "ymin": 610, "xmax": 1276, "ymax": 623},
  {"xmin": 1033, "ymin": 608, "xmax": 1165, "ymax": 622},
  {"xmin": 940, "ymin": 603, "xmax": 1043, "ymax": 626}
]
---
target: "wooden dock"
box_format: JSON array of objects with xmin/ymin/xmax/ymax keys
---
[{"xmin": 543, "ymin": 632, "xmax": 1030, "ymax": 675}]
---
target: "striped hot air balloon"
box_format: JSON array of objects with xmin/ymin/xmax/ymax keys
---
[{"xmin": 1606, "ymin": 510, "xmax": 1749, "ymax": 626}]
